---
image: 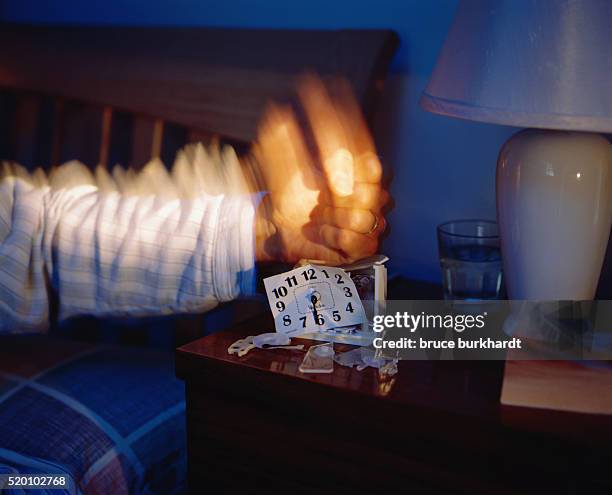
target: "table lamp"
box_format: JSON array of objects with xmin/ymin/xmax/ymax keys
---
[{"xmin": 421, "ymin": 0, "xmax": 612, "ymax": 300}]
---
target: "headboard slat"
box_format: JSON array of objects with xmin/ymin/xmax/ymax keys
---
[
  {"xmin": 130, "ymin": 116, "xmax": 163, "ymax": 169},
  {"xmin": 0, "ymin": 25, "xmax": 398, "ymax": 143},
  {"xmin": 151, "ymin": 119, "xmax": 164, "ymax": 161},
  {"xmin": 98, "ymin": 107, "xmax": 113, "ymax": 168}
]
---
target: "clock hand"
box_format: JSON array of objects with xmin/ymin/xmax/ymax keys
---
[{"xmin": 311, "ymin": 294, "xmax": 319, "ymax": 323}]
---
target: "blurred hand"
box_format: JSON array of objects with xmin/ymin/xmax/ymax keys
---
[{"xmin": 252, "ymin": 75, "xmax": 389, "ymax": 264}]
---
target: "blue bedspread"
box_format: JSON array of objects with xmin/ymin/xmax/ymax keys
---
[{"xmin": 0, "ymin": 335, "xmax": 186, "ymax": 495}]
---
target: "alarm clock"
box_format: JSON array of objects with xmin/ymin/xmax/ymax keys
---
[{"xmin": 263, "ymin": 264, "xmax": 366, "ymax": 337}]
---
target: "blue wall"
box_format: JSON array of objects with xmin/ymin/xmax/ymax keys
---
[{"xmin": 0, "ymin": 0, "xmax": 518, "ymax": 283}]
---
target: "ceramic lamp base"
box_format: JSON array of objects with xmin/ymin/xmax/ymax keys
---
[{"xmin": 497, "ymin": 129, "xmax": 612, "ymax": 300}]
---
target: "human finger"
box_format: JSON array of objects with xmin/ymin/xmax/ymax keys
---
[
  {"xmin": 319, "ymin": 206, "xmax": 378, "ymax": 235},
  {"xmin": 329, "ymin": 78, "xmax": 383, "ymax": 184},
  {"xmin": 320, "ymin": 183, "xmax": 390, "ymax": 211},
  {"xmin": 297, "ymin": 74, "xmax": 354, "ymax": 197},
  {"xmin": 319, "ymin": 224, "xmax": 378, "ymax": 260}
]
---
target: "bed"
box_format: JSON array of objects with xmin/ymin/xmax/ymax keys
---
[{"xmin": 0, "ymin": 23, "xmax": 397, "ymax": 494}]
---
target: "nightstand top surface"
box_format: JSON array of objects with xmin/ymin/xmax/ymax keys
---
[
  {"xmin": 176, "ymin": 311, "xmax": 612, "ymax": 444},
  {"xmin": 177, "ymin": 312, "xmax": 503, "ymax": 419}
]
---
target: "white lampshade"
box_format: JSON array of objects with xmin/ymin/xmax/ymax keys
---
[{"xmin": 420, "ymin": 0, "xmax": 612, "ymax": 133}]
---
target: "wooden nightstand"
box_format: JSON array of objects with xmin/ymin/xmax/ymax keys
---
[{"xmin": 176, "ymin": 310, "xmax": 612, "ymax": 494}]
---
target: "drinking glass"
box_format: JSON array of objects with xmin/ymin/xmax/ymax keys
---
[{"xmin": 437, "ymin": 220, "xmax": 503, "ymax": 300}]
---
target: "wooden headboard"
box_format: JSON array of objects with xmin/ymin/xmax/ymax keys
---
[
  {"xmin": 0, "ymin": 23, "xmax": 398, "ymax": 342},
  {"xmin": 0, "ymin": 24, "xmax": 398, "ymax": 171}
]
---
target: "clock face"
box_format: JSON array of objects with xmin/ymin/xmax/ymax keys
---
[{"xmin": 263, "ymin": 264, "xmax": 366, "ymax": 336}]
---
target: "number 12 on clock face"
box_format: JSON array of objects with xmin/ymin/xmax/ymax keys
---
[{"xmin": 263, "ymin": 264, "xmax": 366, "ymax": 336}]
